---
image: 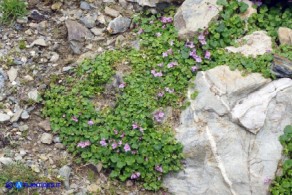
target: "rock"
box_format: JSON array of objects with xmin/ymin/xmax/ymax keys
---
[
  {"xmin": 19, "ymin": 125, "xmax": 29, "ymax": 131},
  {"xmin": 126, "ymin": 0, "xmax": 183, "ymax": 7},
  {"xmin": 50, "ymin": 52, "xmax": 59, "ymax": 62},
  {"xmin": 63, "ymin": 66, "xmax": 73, "ymax": 72},
  {"xmin": 239, "ymin": 0, "xmax": 257, "ymax": 20},
  {"xmin": 174, "ymin": 0, "xmax": 222, "ymax": 39},
  {"xmin": 126, "ymin": 180, "xmax": 133, "ymax": 187},
  {"xmin": 39, "ymin": 120, "xmax": 51, "ymax": 131},
  {"xmin": 87, "ymin": 184, "xmax": 100, "ymax": 193},
  {"xmin": 24, "ymin": 75, "xmax": 34, "ymax": 81},
  {"xmin": 40, "ymin": 133, "xmax": 53, "ymax": 144},
  {"xmin": 226, "ymin": 31, "xmax": 272, "ymax": 57},
  {"xmin": 80, "ymin": 15, "xmax": 96, "ymax": 28},
  {"xmin": 19, "ymin": 149, "xmax": 27, "ymax": 156},
  {"xmin": 55, "ymin": 143, "xmax": 65, "ymax": 149},
  {"xmin": 104, "ymin": 7, "xmax": 120, "ymax": 18},
  {"xmin": 107, "ymin": 17, "xmax": 131, "ymax": 34},
  {"xmin": 163, "ymin": 65, "xmax": 292, "ymax": 195},
  {"xmin": 15, "ymin": 155, "xmax": 22, "ymax": 161},
  {"xmin": 0, "ymin": 69, "xmax": 6, "ymax": 91},
  {"xmin": 59, "ymin": 165, "xmax": 71, "ymax": 190},
  {"xmin": 91, "ymin": 27, "xmax": 104, "ymax": 36},
  {"xmin": 10, "ymin": 109, "xmax": 23, "ymax": 123},
  {"xmin": 51, "ymin": 2, "xmax": 62, "ymax": 10},
  {"xmin": 17, "ymin": 16, "xmax": 28, "ymax": 24},
  {"xmin": 30, "ymin": 38, "xmax": 48, "ymax": 47},
  {"xmin": 28, "ymin": 89, "xmax": 38, "ymax": 101},
  {"xmin": 53, "ymin": 136, "xmax": 61, "ymax": 143},
  {"xmin": 119, "ymin": 0, "xmax": 128, "ymax": 8},
  {"xmin": 30, "ymin": 9, "xmax": 45, "ymax": 21},
  {"xmin": 271, "ymin": 55, "xmax": 292, "ymax": 78},
  {"xmin": 31, "ymin": 164, "xmax": 40, "ymax": 173},
  {"xmin": 278, "ymin": 27, "xmax": 292, "ymax": 45},
  {"xmin": 65, "ymin": 20, "xmax": 93, "ymax": 54},
  {"xmin": 0, "ymin": 157, "xmax": 14, "ymax": 165},
  {"xmin": 115, "ymin": 35, "xmax": 125, "ymax": 46},
  {"xmin": 7, "ymin": 67, "xmax": 18, "ymax": 82},
  {"xmin": 21, "ymin": 110, "xmax": 29, "ymax": 120},
  {"xmin": 0, "ymin": 113, "xmax": 10, "ymax": 122},
  {"xmin": 80, "ymin": 1, "xmax": 91, "ymax": 10}
]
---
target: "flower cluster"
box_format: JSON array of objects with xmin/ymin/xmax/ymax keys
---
[
  {"xmin": 189, "ymin": 49, "xmax": 202, "ymax": 63},
  {"xmin": 131, "ymin": 172, "xmax": 141, "ymax": 179},
  {"xmin": 185, "ymin": 41, "xmax": 195, "ymax": 48},
  {"xmin": 88, "ymin": 120, "xmax": 94, "ymax": 126},
  {"xmin": 198, "ymin": 34, "xmax": 207, "ymax": 45},
  {"xmin": 162, "ymin": 48, "xmax": 173, "ymax": 58},
  {"xmin": 151, "ymin": 69, "xmax": 163, "ymax": 77},
  {"xmin": 77, "ymin": 141, "xmax": 91, "ymax": 148},
  {"xmin": 100, "ymin": 138, "xmax": 107, "ymax": 147},
  {"xmin": 124, "ymin": 143, "xmax": 131, "ymax": 152},
  {"xmin": 154, "ymin": 111, "xmax": 165, "ymax": 122},
  {"xmin": 160, "ymin": 16, "xmax": 173, "ymax": 24},
  {"xmin": 167, "ymin": 61, "xmax": 178, "ymax": 68}
]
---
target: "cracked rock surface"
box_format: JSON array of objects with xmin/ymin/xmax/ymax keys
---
[{"xmin": 163, "ymin": 65, "xmax": 292, "ymax": 195}]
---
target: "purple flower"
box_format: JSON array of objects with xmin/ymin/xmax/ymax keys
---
[
  {"xmin": 77, "ymin": 141, "xmax": 91, "ymax": 148},
  {"xmin": 167, "ymin": 61, "xmax": 178, "ymax": 68},
  {"xmin": 162, "ymin": 52, "xmax": 168, "ymax": 58},
  {"xmin": 205, "ymin": 51, "xmax": 211, "ymax": 59},
  {"xmin": 264, "ymin": 178, "xmax": 271, "ymax": 185},
  {"xmin": 162, "ymin": 25, "xmax": 166, "ymax": 29},
  {"xmin": 124, "ymin": 143, "xmax": 131, "ymax": 152},
  {"xmin": 120, "ymin": 132, "xmax": 125, "ymax": 138},
  {"xmin": 88, "ymin": 120, "xmax": 94, "ymax": 126},
  {"xmin": 198, "ymin": 34, "xmax": 205, "ymax": 40},
  {"xmin": 131, "ymin": 150, "xmax": 137, "ymax": 155},
  {"xmin": 160, "ymin": 16, "xmax": 173, "ymax": 24},
  {"xmin": 112, "ymin": 142, "xmax": 118, "ymax": 149},
  {"xmin": 189, "ymin": 49, "xmax": 197, "ymax": 58},
  {"xmin": 199, "ymin": 39, "xmax": 207, "ymax": 45},
  {"xmin": 139, "ymin": 127, "xmax": 144, "ymax": 133},
  {"xmin": 119, "ymin": 83, "xmax": 126, "ymax": 88},
  {"xmin": 132, "ymin": 123, "xmax": 139, "ymax": 129},
  {"xmin": 254, "ymin": 0, "xmax": 262, "ymax": 6},
  {"xmin": 165, "ymin": 87, "xmax": 174, "ymax": 93},
  {"xmin": 154, "ymin": 111, "xmax": 165, "ymax": 122},
  {"xmin": 157, "ymin": 91, "xmax": 164, "ymax": 97},
  {"xmin": 72, "ymin": 116, "xmax": 78, "ymax": 122},
  {"xmin": 137, "ymin": 28, "xmax": 144, "ymax": 35},
  {"xmin": 195, "ymin": 55, "xmax": 202, "ymax": 63},
  {"xmin": 151, "ymin": 69, "xmax": 163, "ymax": 77},
  {"xmin": 114, "ymin": 129, "xmax": 119, "ymax": 135},
  {"xmin": 156, "ymin": 32, "xmax": 162, "ymax": 37},
  {"xmin": 155, "ymin": 165, "xmax": 163, "ymax": 173},
  {"xmin": 191, "ymin": 66, "xmax": 199, "ymax": 72},
  {"xmin": 118, "ymin": 140, "xmax": 122, "ymax": 145},
  {"xmin": 157, "ymin": 63, "xmax": 163, "ymax": 67},
  {"xmin": 100, "ymin": 138, "xmax": 107, "ymax": 147},
  {"xmin": 185, "ymin": 41, "xmax": 195, "ymax": 48},
  {"xmin": 131, "ymin": 172, "xmax": 141, "ymax": 179}
]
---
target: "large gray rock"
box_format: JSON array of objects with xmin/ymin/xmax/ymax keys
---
[
  {"xmin": 163, "ymin": 65, "xmax": 292, "ymax": 195},
  {"xmin": 174, "ymin": 0, "xmax": 222, "ymax": 39},
  {"xmin": 107, "ymin": 17, "xmax": 131, "ymax": 34},
  {"xmin": 226, "ymin": 31, "xmax": 272, "ymax": 57}
]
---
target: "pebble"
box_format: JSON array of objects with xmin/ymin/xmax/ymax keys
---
[
  {"xmin": 39, "ymin": 120, "xmax": 51, "ymax": 131},
  {"xmin": 28, "ymin": 89, "xmax": 38, "ymax": 101},
  {"xmin": 19, "ymin": 149, "xmax": 27, "ymax": 156},
  {"xmin": 63, "ymin": 66, "xmax": 73, "ymax": 72},
  {"xmin": 19, "ymin": 125, "xmax": 29, "ymax": 131},
  {"xmin": 40, "ymin": 133, "xmax": 53, "ymax": 144},
  {"xmin": 7, "ymin": 67, "xmax": 18, "ymax": 82},
  {"xmin": 91, "ymin": 27, "xmax": 104, "ymax": 36},
  {"xmin": 80, "ymin": 1, "xmax": 91, "ymax": 10},
  {"xmin": 104, "ymin": 7, "xmax": 120, "ymax": 18},
  {"xmin": 17, "ymin": 16, "xmax": 28, "ymax": 24},
  {"xmin": 10, "ymin": 109, "xmax": 23, "ymax": 123},
  {"xmin": 30, "ymin": 38, "xmax": 48, "ymax": 47},
  {"xmin": 50, "ymin": 52, "xmax": 59, "ymax": 62},
  {"xmin": 15, "ymin": 155, "xmax": 22, "ymax": 161},
  {"xmin": 55, "ymin": 143, "xmax": 65, "ymax": 149},
  {"xmin": 80, "ymin": 15, "xmax": 96, "ymax": 28},
  {"xmin": 87, "ymin": 184, "xmax": 100, "ymax": 193},
  {"xmin": 51, "ymin": 2, "xmax": 62, "ymax": 10},
  {"xmin": 107, "ymin": 17, "xmax": 131, "ymax": 34},
  {"xmin": 21, "ymin": 110, "xmax": 30, "ymax": 119},
  {"xmin": 53, "ymin": 136, "xmax": 61, "ymax": 143},
  {"xmin": 59, "ymin": 165, "xmax": 71, "ymax": 190},
  {"xmin": 0, "ymin": 157, "xmax": 14, "ymax": 165},
  {"xmin": 31, "ymin": 164, "xmax": 40, "ymax": 173}
]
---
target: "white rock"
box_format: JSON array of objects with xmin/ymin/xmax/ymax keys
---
[
  {"xmin": 50, "ymin": 52, "xmax": 59, "ymax": 62},
  {"xmin": 174, "ymin": 0, "xmax": 222, "ymax": 39},
  {"xmin": 41, "ymin": 133, "xmax": 53, "ymax": 144},
  {"xmin": 21, "ymin": 110, "xmax": 30, "ymax": 120},
  {"xmin": 10, "ymin": 109, "xmax": 23, "ymax": 122},
  {"xmin": 104, "ymin": 7, "xmax": 120, "ymax": 18},
  {"xmin": 163, "ymin": 65, "xmax": 292, "ymax": 195},
  {"xmin": 30, "ymin": 38, "xmax": 48, "ymax": 47},
  {"xmin": 0, "ymin": 157, "xmax": 14, "ymax": 165},
  {"xmin": 0, "ymin": 113, "xmax": 11, "ymax": 122},
  {"xmin": 28, "ymin": 89, "xmax": 38, "ymax": 101},
  {"xmin": 226, "ymin": 31, "xmax": 272, "ymax": 57},
  {"xmin": 278, "ymin": 27, "xmax": 292, "ymax": 46},
  {"xmin": 91, "ymin": 27, "xmax": 104, "ymax": 36},
  {"xmin": 7, "ymin": 67, "xmax": 18, "ymax": 82}
]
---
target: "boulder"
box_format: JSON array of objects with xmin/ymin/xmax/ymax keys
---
[
  {"xmin": 107, "ymin": 17, "xmax": 131, "ymax": 34},
  {"xmin": 163, "ymin": 65, "xmax": 292, "ymax": 195},
  {"xmin": 271, "ymin": 54, "xmax": 292, "ymax": 78},
  {"xmin": 174, "ymin": 0, "xmax": 222, "ymax": 39},
  {"xmin": 278, "ymin": 27, "xmax": 292, "ymax": 45},
  {"xmin": 226, "ymin": 31, "xmax": 273, "ymax": 57}
]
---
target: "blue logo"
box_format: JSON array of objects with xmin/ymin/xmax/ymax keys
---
[
  {"xmin": 5, "ymin": 182, "xmax": 13, "ymax": 189},
  {"xmin": 15, "ymin": 181, "xmax": 23, "ymax": 190}
]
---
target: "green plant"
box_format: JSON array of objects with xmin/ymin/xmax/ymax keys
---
[
  {"xmin": 270, "ymin": 125, "xmax": 292, "ymax": 195},
  {"xmin": 0, "ymin": 0, "xmax": 28, "ymax": 24},
  {"xmin": 18, "ymin": 40, "xmax": 26, "ymax": 50}
]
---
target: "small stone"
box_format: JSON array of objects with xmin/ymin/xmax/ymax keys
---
[
  {"xmin": 107, "ymin": 17, "xmax": 131, "ymax": 34},
  {"xmin": 24, "ymin": 75, "xmax": 34, "ymax": 81},
  {"xmin": 7, "ymin": 67, "xmax": 18, "ymax": 82},
  {"xmin": 119, "ymin": 0, "xmax": 128, "ymax": 8},
  {"xmin": 115, "ymin": 35, "xmax": 125, "ymax": 46},
  {"xmin": 63, "ymin": 66, "xmax": 73, "ymax": 72},
  {"xmin": 28, "ymin": 89, "xmax": 38, "ymax": 101},
  {"xmin": 50, "ymin": 52, "xmax": 59, "ymax": 62},
  {"xmin": 39, "ymin": 120, "xmax": 51, "ymax": 131},
  {"xmin": 126, "ymin": 180, "xmax": 133, "ymax": 187},
  {"xmin": 80, "ymin": 1, "xmax": 91, "ymax": 10},
  {"xmin": 21, "ymin": 110, "xmax": 29, "ymax": 119},
  {"xmin": 17, "ymin": 16, "xmax": 28, "ymax": 24},
  {"xmin": 0, "ymin": 157, "xmax": 14, "ymax": 165},
  {"xmin": 53, "ymin": 136, "xmax": 61, "ymax": 143},
  {"xmin": 31, "ymin": 164, "xmax": 40, "ymax": 173},
  {"xmin": 51, "ymin": 2, "xmax": 62, "ymax": 10},
  {"xmin": 39, "ymin": 154, "xmax": 48, "ymax": 161},
  {"xmin": 10, "ymin": 109, "xmax": 23, "ymax": 123},
  {"xmin": 55, "ymin": 143, "xmax": 65, "ymax": 149},
  {"xmin": 278, "ymin": 27, "xmax": 292, "ymax": 45},
  {"xmin": 80, "ymin": 15, "xmax": 96, "ymax": 28},
  {"xmin": 87, "ymin": 184, "xmax": 100, "ymax": 193},
  {"xmin": 19, "ymin": 125, "xmax": 29, "ymax": 131},
  {"xmin": 41, "ymin": 133, "xmax": 53, "ymax": 144},
  {"xmin": 97, "ymin": 15, "xmax": 106, "ymax": 25},
  {"xmin": 59, "ymin": 165, "xmax": 71, "ymax": 190},
  {"xmin": 15, "ymin": 155, "xmax": 22, "ymax": 161},
  {"xmin": 90, "ymin": 27, "xmax": 104, "ymax": 36},
  {"xmin": 19, "ymin": 149, "xmax": 27, "ymax": 156},
  {"xmin": 104, "ymin": 7, "xmax": 120, "ymax": 18},
  {"xmin": 30, "ymin": 38, "xmax": 48, "ymax": 47}
]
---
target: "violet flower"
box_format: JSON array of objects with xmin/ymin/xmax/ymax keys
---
[
  {"xmin": 100, "ymin": 138, "xmax": 107, "ymax": 147},
  {"xmin": 119, "ymin": 83, "xmax": 126, "ymax": 88},
  {"xmin": 191, "ymin": 66, "xmax": 199, "ymax": 72},
  {"xmin": 131, "ymin": 172, "xmax": 141, "ymax": 179},
  {"xmin": 124, "ymin": 143, "xmax": 131, "ymax": 152},
  {"xmin": 132, "ymin": 123, "xmax": 139, "ymax": 129},
  {"xmin": 157, "ymin": 92, "xmax": 164, "ymax": 97},
  {"xmin": 205, "ymin": 51, "xmax": 211, "ymax": 59},
  {"xmin": 157, "ymin": 63, "xmax": 163, "ymax": 67},
  {"xmin": 155, "ymin": 165, "xmax": 163, "ymax": 173},
  {"xmin": 112, "ymin": 142, "xmax": 118, "ymax": 149},
  {"xmin": 185, "ymin": 41, "xmax": 195, "ymax": 48},
  {"xmin": 156, "ymin": 32, "xmax": 162, "ymax": 37},
  {"xmin": 165, "ymin": 87, "xmax": 174, "ymax": 93},
  {"xmin": 167, "ymin": 61, "xmax": 178, "ymax": 68},
  {"xmin": 160, "ymin": 17, "xmax": 173, "ymax": 24},
  {"xmin": 137, "ymin": 28, "xmax": 144, "ymax": 35},
  {"xmin": 77, "ymin": 141, "xmax": 91, "ymax": 148},
  {"xmin": 114, "ymin": 129, "xmax": 119, "ymax": 135},
  {"xmin": 154, "ymin": 111, "xmax": 165, "ymax": 122},
  {"xmin": 72, "ymin": 116, "xmax": 78, "ymax": 122},
  {"xmin": 88, "ymin": 120, "xmax": 94, "ymax": 126},
  {"xmin": 189, "ymin": 49, "xmax": 197, "ymax": 58}
]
